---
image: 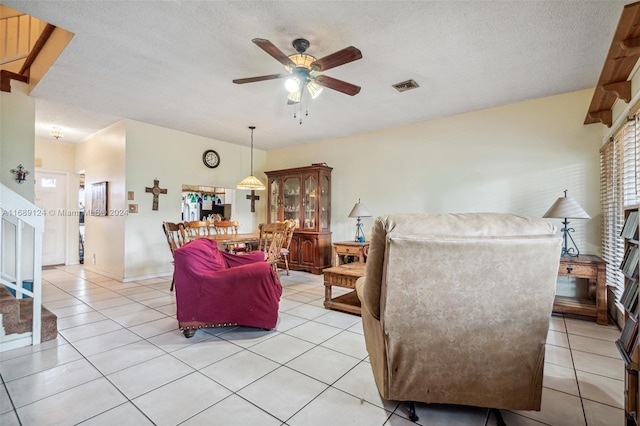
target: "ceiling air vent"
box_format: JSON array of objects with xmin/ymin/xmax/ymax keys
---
[{"xmin": 392, "ymin": 79, "xmax": 420, "ymax": 92}]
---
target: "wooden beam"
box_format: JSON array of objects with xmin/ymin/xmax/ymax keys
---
[
  {"xmin": 19, "ymin": 23, "xmax": 56, "ymax": 75},
  {"xmin": 621, "ymin": 36, "xmax": 640, "ymax": 54},
  {"xmin": 0, "ymin": 70, "xmax": 28, "ymax": 92},
  {"xmin": 601, "ymin": 80, "xmax": 632, "ymax": 103},
  {"xmin": 588, "ymin": 110, "xmax": 613, "ymax": 127},
  {"xmin": 584, "ymin": 1, "xmax": 640, "ymax": 125}
]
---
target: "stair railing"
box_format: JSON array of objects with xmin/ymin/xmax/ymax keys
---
[
  {"xmin": 0, "ymin": 183, "xmax": 44, "ymax": 348},
  {"xmin": 0, "ymin": 11, "xmax": 43, "ymax": 67}
]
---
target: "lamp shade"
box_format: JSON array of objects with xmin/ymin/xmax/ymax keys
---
[
  {"xmin": 348, "ymin": 200, "xmax": 371, "ymax": 218},
  {"xmin": 237, "ymin": 175, "xmax": 265, "ymax": 190},
  {"xmin": 237, "ymin": 125, "xmax": 265, "ymax": 191},
  {"xmin": 543, "ymin": 194, "xmax": 590, "ymax": 219},
  {"xmin": 306, "ymin": 80, "xmax": 323, "ymax": 99}
]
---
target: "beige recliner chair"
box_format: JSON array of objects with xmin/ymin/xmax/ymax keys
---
[{"xmin": 356, "ymin": 213, "xmax": 562, "ymax": 423}]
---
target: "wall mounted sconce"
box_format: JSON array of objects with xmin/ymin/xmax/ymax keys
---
[{"xmin": 10, "ymin": 164, "xmax": 30, "ymax": 184}]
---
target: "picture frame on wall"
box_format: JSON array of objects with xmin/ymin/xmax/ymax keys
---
[{"xmin": 91, "ymin": 181, "xmax": 108, "ymax": 216}]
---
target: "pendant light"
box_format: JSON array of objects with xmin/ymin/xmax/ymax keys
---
[
  {"xmin": 50, "ymin": 127, "xmax": 64, "ymax": 141},
  {"xmin": 237, "ymin": 126, "xmax": 266, "ymax": 190}
]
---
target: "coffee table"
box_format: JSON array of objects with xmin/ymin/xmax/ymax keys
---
[{"xmin": 323, "ymin": 263, "xmax": 366, "ymax": 315}]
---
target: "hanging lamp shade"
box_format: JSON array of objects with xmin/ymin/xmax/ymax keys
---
[
  {"xmin": 237, "ymin": 126, "xmax": 265, "ymax": 190},
  {"xmin": 237, "ymin": 175, "xmax": 265, "ymax": 190}
]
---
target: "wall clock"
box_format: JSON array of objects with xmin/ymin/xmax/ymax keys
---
[{"xmin": 202, "ymin": 150, "xmax": 220, "ymax": 168}]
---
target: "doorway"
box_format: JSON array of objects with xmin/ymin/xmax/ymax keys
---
[{"xmin": 34, "ymin": 170, "xmax": 67, "ymax": 265}]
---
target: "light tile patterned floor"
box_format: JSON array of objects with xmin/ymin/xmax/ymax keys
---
[{"xmin": 0, "ymin": 265, "xmax": 625, "ymax": 425}]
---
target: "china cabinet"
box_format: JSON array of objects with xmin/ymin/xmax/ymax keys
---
[{"xmin": 265, "ymin": 165, "xmax": 332, "ymax": 274}]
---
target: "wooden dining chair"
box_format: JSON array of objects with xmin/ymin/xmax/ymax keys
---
[
  {"xmin": 258, "ymin": 221, "xmax": 290, "ymax": 273},
  {"xmin": 183, "ymin": 220, "xmax": 211, "ymax": 241},
  {"xmin": 214, "ymin": 220, "xmax": 239, "ymax": 235},
  {"xmin": 162, "ymin": 221, "xmax": 187, "ymax": 291},
  {"xmin": 280, "ymin": 220, "xmax": 297, "ymax": 275}
]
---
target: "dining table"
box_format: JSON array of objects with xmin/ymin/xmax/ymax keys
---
[{"xmin": 207, "ymin": 233, "xmax": 260, "ymax": 252}]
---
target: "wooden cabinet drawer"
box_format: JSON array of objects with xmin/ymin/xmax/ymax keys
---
[
  {"xmin": 335, "ymin": 246, "xmax": 358, "ymax": 255},
  {"xmin": 558, "ymin": 262, "xmax": 596, "ymax": 278}
]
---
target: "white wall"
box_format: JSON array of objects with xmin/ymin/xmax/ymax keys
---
[
  {"xmin": 267, "ymin": 89, "xmax": 602, "ymax": 255},
  {"xmin": 74, "ymin": 119, "xmax": 268, "ymax": 281},
  {"xmin": 0, "ymin": 81, "xmax": 37, "ymax": 278},
  {"xmin": 1, "ymin": 81, "xmax": 35, "ymax": 200},
  {"xmin": 76, "ymin": 121, "xmax": 127, "ymax": 279},
  {"xmin": 31, "ymin": 89, "xmax": 602, "ymax": 279}
]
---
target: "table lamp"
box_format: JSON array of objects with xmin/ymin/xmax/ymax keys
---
[
  {"xmin": 543, "ymin": 190, "xmax": 590, "ymax": 257},
  {"xmin": 348, "ymin": 199, "xmax": 371, "ymax": 242}
]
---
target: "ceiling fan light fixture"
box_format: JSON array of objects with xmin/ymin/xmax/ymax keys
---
[
  {"xmin": 306, "ymin": 80, "xmax": 323, "ymax": 99},
  {"xmin": 233, "ymin": 38, "xmax": 362, "ymax": 107},
  {"xmin": 288, "ymin": 89, "xmax": 302, "ymax": 103},
  {"xmin": 285, "ymin": 76, "xmax": 300, "ymax": 93},
  {"xmin": 286, "ymin": 53, "xmax": 316, "ymax": 71}
]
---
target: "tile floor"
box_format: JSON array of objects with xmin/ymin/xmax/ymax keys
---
[{"xmin": 0, "ymin": 265, "xmax": 626, "ymax": 425}]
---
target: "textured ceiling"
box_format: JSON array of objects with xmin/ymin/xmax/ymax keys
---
[{"xmin": 4, "ymin": 1, "xmax": 628, "ymax": 150}]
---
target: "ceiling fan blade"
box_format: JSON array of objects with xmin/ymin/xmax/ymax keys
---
[
  {"xmin": 252, "ymin": 38, "xmax": 296, "ymax": 68},
  {"xmin": 314, "ymin": 75, "xmax": 361, "ymax": 96},
  {"xmin": 310, "ymin": 46, "xmax": 362, "ymax": 72},
  {"xmin": 233, "ymin": 74, "xmax": 287, "ymax": 84}
]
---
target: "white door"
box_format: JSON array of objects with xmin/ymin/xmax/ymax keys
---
[{"xmin": 34, "ymin": 171, "xmax": 67, "ymax": 265}]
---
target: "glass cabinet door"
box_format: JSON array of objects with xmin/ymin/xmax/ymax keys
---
[
  {"xmin": 283, "ymin": 177, "xmax": 300, "ymax": 228},
  {"xmin": 304, "ymin": 175, "xmax": 317, "ymax": 230},
  {"xmin": 269, "ymin": 179, "xmax": 280, "ymax": 223},
  {"xmin": 321, "ymin": 175, "xmax": 330, "ymax": 230}
]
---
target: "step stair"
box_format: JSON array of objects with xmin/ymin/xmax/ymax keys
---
[{"xmin": 0, "ymin": 285, "xmax": 57, "ymax": 342}]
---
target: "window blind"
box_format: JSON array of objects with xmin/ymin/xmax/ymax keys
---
[
  {"xmin": 601, "ymin": 138, "xmax": 624, "ymax": 303},
  {"xmin": 621, "ymin": 114, "xmax": 639, "ymax": 206},
  {"xmin": 600, "ymin": 113, "xmax": 640, "ymax": 305}
]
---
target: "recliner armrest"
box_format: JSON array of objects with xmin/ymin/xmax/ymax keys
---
[
  {"xmin": 355, "ymin": 276, "xmax": 369, "ymax": 310},
  {"xmin": 360, "ymin": 217, "xmax": 387, "ymax": 319}
]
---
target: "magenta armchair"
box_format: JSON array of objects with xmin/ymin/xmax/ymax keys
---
[{"xmin": 173, "ymin": 238, "xmax": 282, "ymax": 338}]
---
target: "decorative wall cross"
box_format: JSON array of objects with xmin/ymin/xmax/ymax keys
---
[
  {"xmin": 145, "ymin": 179, "xmax": 167, "ymax": 211},
  {"xmin": 246, "ymin": 190, "xmax": 260, "ymax": 213}
]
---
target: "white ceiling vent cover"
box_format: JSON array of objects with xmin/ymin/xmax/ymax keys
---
[{"xmin": 392, "ymin": 79, "xmax": 420, "ymax": 92}]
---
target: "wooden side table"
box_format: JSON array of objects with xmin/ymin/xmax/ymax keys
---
[
  {"xmin": 553, "ymin": 255, "xmax": 608, "ymax": 325},
  {"xmin": 333, "ymin": 241, "xmax": 369, "ymax": 266},
  {"xmin": 323, "ymin": 263, "xmax": 366, "ymax": 315}
]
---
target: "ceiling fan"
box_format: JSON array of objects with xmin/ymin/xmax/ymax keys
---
[{"xmin": 233, "ymin": 38, "xmax": 362, "ymax": 104}]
